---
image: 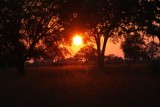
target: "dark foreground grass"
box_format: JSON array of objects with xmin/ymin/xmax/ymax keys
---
[{"xmin": 0, "ymin": 64, "xmax": 160, "ymax": 107}]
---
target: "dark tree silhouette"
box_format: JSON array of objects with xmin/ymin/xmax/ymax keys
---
[
  {"xmin": 105, "ymin": 54, "xmax": 124, "ymax": 64},
  {"xmin": 74, "ymin": 44, "xmax": 97, "ymax": 63},
  {"xmin": 0, "ymin": 0, "xmax": 26, "ymax": 72},
  {"xmin": 121, "ymin": 0, "xmax": 160, "ymax": 42},
  {"xmin": 121, "ymin": 32, "xmax": 146, "ymax": 63},
  {"xmin": 71, "ymin": 0, "xmax": 140, "ymax": 67},
  {"xmin": 145, "ymin": 41, "xmax": 160, "ymax": 60},
  {"xmin": 0, "ymin": 0, "xmax": 69, "ymax": 73},
  {"xmin": 138, "ymin": 0, "xmax": 160, "ymax": 41},
  {"xmin": 118, "ymin": 0, "xmax": 160, "ymax": 62}
]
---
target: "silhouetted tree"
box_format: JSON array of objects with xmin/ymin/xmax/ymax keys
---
[
  {"xmin": 104, "ymin": 54, "xmax": 124, "ymax": 64},
  {"xmin": 121, "ymin": 0, "xmax": 160, "ymax": 42},
  {"xmin": 121, "ymin": 32, "xmax": 146, "ymax": 63},
  {"xmin": 74, "ymin": 44, "xmax": 97, "ymax": 63},
  {"xmin": 137, "ymin": 0, "xmax": 160, "ymax": 41},
  {"xmin": 146, "ymin": 41, "xmax": 160, "ymax": 74},
  {"xmin": 145, "ymin": 41, "xmax": 160, "ymax": 60},
  {"xmin": 0, "ymin": 0, "xmax": 69, "ymax": 73},
  {"xmin": 73, "ymin": 0, "xmax": 140, "ymax": 67}
]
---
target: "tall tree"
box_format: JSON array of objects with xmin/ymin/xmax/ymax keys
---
[
  {"xmin": 120, "ymin": 0, "xmax": 160, "ymax": 62},
  {"xmin": 118, "ymin": 0, "xmax": 160, "ymax": 63},
  {"xmin": 0, "ymin": 0, "xmax": 69, "ymax": 73},
  {"xmin": 73, "ymin": 0, "xmax": 140, "ymax": 67}
]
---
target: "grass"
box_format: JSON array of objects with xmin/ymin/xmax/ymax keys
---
[{"xmin": 0, "ymin": 64, "xmax": 160, "ymax": 107}]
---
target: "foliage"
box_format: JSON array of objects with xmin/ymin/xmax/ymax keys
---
[
  {"xmin": 121, "ymin": 31, "xmax": 160, "ymax": 63},
  {"xmin": 74, "ymin": 44, "xmax": 97, "ymax": 63},
  {"xmin": 139, "ymin": 0, "xmax": 160, "ymax": 40},
  {"xmin": 72, "ymin": 0, "xmax": 140, "ymax": 66},
  {"xmin": 126, "ymin": 0, "xmax": 160, "ymax": 41},
  {"xmin": 121, "ymin": 32, "xmax": 146, "ymax": 62},
  {"xmin": 0, "ymin": 0, "xmax": 70, "ymax": 72},
  {"xmin": 120, "ymin": 0, "xmax": 160, "ymax": 63},
  {"xmin": 145, "ymin": 41, "xmax": 160, "ymax": 60},
  {"xmin": 104, "ymin": 54, "xmax": 124, "ymax": 64}
]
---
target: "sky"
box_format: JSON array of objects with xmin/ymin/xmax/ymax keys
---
[
  {"xmin": 105, "ymin": 38, "xmax": 124, "ymax": 58},
  {"xmin": 71, "ymin": 36, "xmax": 159, "ymax": 59},
  {"xmin": 71, "ymin": 37, "xmax": 124, "ymax": 58},
  {"xmin": 105, "ymin": 36, "xmax": 159, "ymax": 58}
]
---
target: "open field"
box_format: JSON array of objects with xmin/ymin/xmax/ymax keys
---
[{"xmin": 0, "ymin": 64, "xmax": 160, "ymax": 107}]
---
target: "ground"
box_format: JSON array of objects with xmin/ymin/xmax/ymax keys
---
[{"xmin": 0, "ymin": 64, "xmax": 160, "ymax": 107}]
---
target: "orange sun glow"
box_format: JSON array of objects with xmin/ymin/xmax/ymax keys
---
[{"xmin": 73, "ymin": 35, "xmax": 82, "ymax": 46}]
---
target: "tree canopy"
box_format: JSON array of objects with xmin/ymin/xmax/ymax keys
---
[
  {"xmin": 71, "ymin": 0, "xmax": 144, "ymax": 66},
  {"xmin": 74, "ymin": 44, "xmax": 97, "ymax": 63},
  {"xmin": 0, "ymin": 0, "xmax": 70, "ymax": 73},
  {"xmin": 121, "ymin": 32, "xmax": 146, "ymax": 62}
]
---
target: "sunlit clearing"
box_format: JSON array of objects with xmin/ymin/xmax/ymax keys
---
[{"xmin": 73, "ymin": 35, "xmax": 82, "ymax": 46}]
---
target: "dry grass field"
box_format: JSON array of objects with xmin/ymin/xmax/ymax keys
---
[{"xmin": 0, "ymin": 64, "xmax": 160, "ymax": 107}]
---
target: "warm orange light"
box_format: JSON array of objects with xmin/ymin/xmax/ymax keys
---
[{"xmin": 73, "ymin": 35, "xmax": 82, "ymax": 46}]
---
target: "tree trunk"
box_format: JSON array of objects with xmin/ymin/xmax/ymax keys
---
[
  {"xmin": 95, "ymin": 36, "xmax": 108, "ymax": 69},
  {"xmin": 95, "ymin": 36, "xmax": 104, "ymax": 67},
  {"xmin": 99, "ymin": 37, "xmax": 108, "ymax": 68},
  {"xmin": 16, "ymin": 60, "xmax": 25, "ymax": 75},
  {"xmin": 97, "ymin": 46, "xmax": 102, "ymax": 67},
  {"xmin": 97, "ymin": 54, "xmax": 104, "ymax": 67},
  {"xmin": 97, "ymin": 45, "xmax": 105, "ymax": 68}
]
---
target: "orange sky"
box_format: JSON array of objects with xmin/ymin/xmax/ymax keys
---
[
  {"xmin": 71, "ymin": 37, "xmax": 124, "ymax": 58},
  {"xmin": 105, "ymin": 36, "xmax": 159, "ymax": 58},
  {"xmin": 105, "ymin": 38, "xmax": 124, "ymax": 58},
  {"xmin": 71, "ymin": 36, "xmax": 159, "ymax": 59}
]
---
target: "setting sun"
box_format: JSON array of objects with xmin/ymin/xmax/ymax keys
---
[{"xmin": 73, "ymin": 35, "xmax": 82, "ymax": 46}]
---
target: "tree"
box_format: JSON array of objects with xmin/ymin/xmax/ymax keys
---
[
  {"xmin": 104, "ymin": 54, "xmax": 124, "ymax": 64},
  {"xmin": 121, "ymin": 32, "xmax": 146, "ymax": 63},
  {"xmin": 118, "ymin": 0, "xmax": 160, "ymax": 62},
  {"xmin": 145, "ymin": 41, "xmax": 160, "ymax": 60},
  {"xmin": 145, "ymin": 41, "xmax": 160, "ymax": 74},
  {"xmin": 121, "ymin": 32, "xmax": 160, "ymax": 63},
  {"xmin": 140, "ymin": 0, "xmax": 160, "ymax": 41},
  {"xmin": 72, "ymin": 0, "xmax": 140, "ymax": 67},
  {"xmin": 74, "ymin": 44, "xmax": 97, "ymax": 63},
  {"xmin": 0, "ymin": 0, "xmax": 26, "ymax": 71},
  {"xmin": 127, "ymin": 0, "xmax": 160, "ymax": 42},
  {"xmin": 0, "ymin": 0, "xmax": 69, "ymax": 73}
]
